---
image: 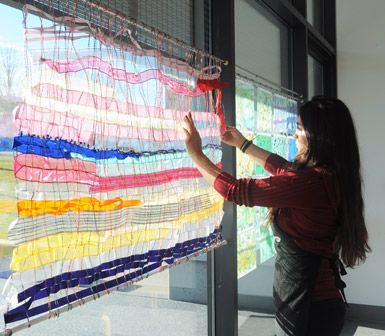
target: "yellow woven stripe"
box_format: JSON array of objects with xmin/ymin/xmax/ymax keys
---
[
  {"xmin": 10, "ymin": 228, "xmax": 169, "ymax": 272},
  {"xmin": 169, "ymin": 199, "xmax": 224, "ymax": 227},
  {"xmin": 10, "ymin": 199, "xmax": 224, "ymax": 272},
  {"xmin": 17, "ymin": 197, "xmax": 142, "ymax": 217}
]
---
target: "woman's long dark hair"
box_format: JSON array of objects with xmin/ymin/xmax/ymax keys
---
[{"xmin": 296, "ymin": 96, "xmax": 370, "ymax": 267}]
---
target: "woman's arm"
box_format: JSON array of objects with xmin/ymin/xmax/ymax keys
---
[
  {"xmin": 220, "ymin": 127, "xmax": 271, "ymax": 168},
  {"xmin": 183, "ymin": 112, "xmax": 322, "ymax": 209},
  {"xmin": 183, "ymin": 112, "xmax": 288, "ymax": 186}
]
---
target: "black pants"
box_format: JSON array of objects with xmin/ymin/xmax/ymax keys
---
[{"xmin": 275, "ymin": 299, "xmax": 346, "ymax": 336}]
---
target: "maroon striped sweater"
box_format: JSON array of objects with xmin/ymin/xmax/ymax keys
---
[{"xmin": 214, "ymin": 153, "xmax": 342, "ymax": 301}]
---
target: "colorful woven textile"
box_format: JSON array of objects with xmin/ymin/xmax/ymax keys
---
[{"xmin": 2, "ymin": 5, "xmax": 224, "ymax": 328}]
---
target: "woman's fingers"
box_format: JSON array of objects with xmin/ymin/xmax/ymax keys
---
[
  {"xmin": 221, "ymin": 129, "xmax": 231, "ymax": 137},
  {"xmin": 182, "ymin": 127, "xmax": 190, "ymax": 138},
  {"xmin": 183, "ymin": 113, "xmax": 191, "ymax": 125},
  {"xmin": 183, "ymin": 112, "xmax": 203, "ymax": 157},
  {"xmin": 185, "ymin": 111, "xmax": 193, "ymax": 123},
  {"xmin": 184, "ymin": 112, "xmax": 198, "ymax": 134},
  {"xmin": 220, "ymin": 130, "xmax": 233, "ymax": 141},
  {"xmin": 183, "ymin": 115, "xmax": 192, "ymax": 133}
]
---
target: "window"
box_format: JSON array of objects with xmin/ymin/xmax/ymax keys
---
[
  {"xmin": 235, "ymin": 0, "xmax": 290, "ymax": 86},
  {"xmin": 234, "ymin": 1, "xmax": 296, "ymax": 332},
  {"xmin": 307, "ymin": 0, "xmax": 324, "ymax": 34},
  {"xmin": 308, "ymin": 54, "xmax": 324, "ymax": 98},
  {"xmin": 0, "ymin": 2, "xmax": 24, "ymax": 278}
]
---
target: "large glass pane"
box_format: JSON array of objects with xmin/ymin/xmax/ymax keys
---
[
  {"xmin": 308, "ymin": 54, "xmax": 324, "ymax": 98},
  {"xmin": 235, "ymin": 1, "xmax": 294, "ymax": 334},
  {"xmin": 307, "ymin": 0, "xmax": 324, "ymax": 34},
  {"xmin": 235, "ymin": 0, "xmax": 290, "ymax": 86},
  {"xmin": 0, "ymin": 2, "xmax": 209, "ymax": 335},
  {"xmin": 0, "ymin": 2, "xmax": 24, "ymax": 283},
  {"xmin": 235, "ymin": 76, "xmax": 299, "ymax": 335}
]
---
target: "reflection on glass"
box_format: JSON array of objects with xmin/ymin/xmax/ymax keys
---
[
  {"xmin": 307, "ymin": 0, "xmax": 324, "ymax": 34},
  {"xmin": 235, "ymin": 78, "xmax": 298, "ymax": 279},
  {"xmin": 0, "ymin": 4, "xmax": 24, "ymax": 278},
  {"xmin": 308, "ymin": 55, "xmax": 324, "ymax": 98},
  {"xmin": 236, "ymin": 77, "xmax": 299, "ymax": 335},
  {"xmin": 235, "ymin": 0, "xmax": 290, "ymax": 86}
]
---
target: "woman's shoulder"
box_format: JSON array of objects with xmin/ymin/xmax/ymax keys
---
[
  {"xmin": 281, "ymin": 165, "xmax": 334, "ymax": 188},
  {"xmin": 286, "ymin": 163, "xmax": 333, "ymax": 175}
]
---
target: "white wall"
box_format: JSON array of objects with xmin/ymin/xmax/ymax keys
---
[{"xmin": 337, "ymin": 0, "xmax": 385, "ymax": 306}]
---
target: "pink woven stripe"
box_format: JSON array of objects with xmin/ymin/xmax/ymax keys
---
[
  {"xmin": 15, "ymin": 154, "xmax": 97, "ymax": 174},
  {"xmin": 32, "ymin": 83, "xmax": 218, "ymax": 121},
  {"xmin": 42, "ymin": 56, "xmax": 205, "ymax": 97},
  {"xmin": 14, "ymin": 104, "xmax": 220, "ymax": 144},
  {"xmin": 15, "ymin": 163, "xmax": 98, "ymax": 186},
  {"xmin": 14, "ymin": 161, "xmax": 221, "ymax": 190},
  {"xmin": 90, "ymin": 163, "xmax": 222, "ymax": 192}
]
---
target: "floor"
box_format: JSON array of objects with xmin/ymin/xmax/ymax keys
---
[{"xmin": 238, "ymin": 311, "xmax": 385, "ymax": 336}]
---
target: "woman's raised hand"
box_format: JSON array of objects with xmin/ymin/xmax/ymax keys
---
[
  {"xmin": 220, "ymin": 126, "xmax": 247, "ymax": 149},
  {"xmin": 183, "ymin": 112, "xmax": 203, "ymax": 157}
]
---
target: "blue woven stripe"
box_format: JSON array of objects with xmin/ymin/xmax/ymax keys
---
[{"xmin": 13, "ymin": 135, "xmax": 221, "ymax": 160}]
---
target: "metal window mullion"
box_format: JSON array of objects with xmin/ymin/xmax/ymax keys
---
[{"xmin": 211, "ymin": 0, "xmax": 237, "ymax": 335}]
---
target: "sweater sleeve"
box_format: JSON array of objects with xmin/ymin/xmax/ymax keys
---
[
  {"xmin": 264, "ymin": 153, "xmax": 291, "ymax": 175},
  {"xmin": 213, "ymin": 169, "xmax": 325, "ymax": 208}
]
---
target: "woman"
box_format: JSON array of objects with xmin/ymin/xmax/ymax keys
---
[{"xmin": 183, "ymin": 96, "xmax": 371, "ymax": 336}]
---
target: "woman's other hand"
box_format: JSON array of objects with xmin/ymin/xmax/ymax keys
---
[
  {"xmin": 220, "ymin": 126, "xmax": 247, "ymax": 149},
  {"xmin": 183, "ymin": 112, "xmax": 203, "ymax": 157}
]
